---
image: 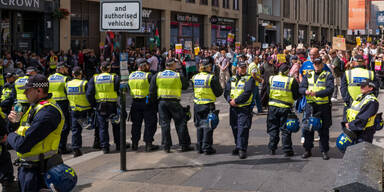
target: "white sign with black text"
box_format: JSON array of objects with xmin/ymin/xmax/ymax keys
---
[{"xmin": 100, "ymin": 0, "xmax": 142, "ymax": 31}]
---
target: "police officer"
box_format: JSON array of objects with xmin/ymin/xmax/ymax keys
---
[
  {"xmin": 48, "ymin": 63, "xmax": 71, "ymax": 154},
  {"xmin": 66, "ymin": 66, "xmax": 92, "ymax": 157},
  {"xmin": 299, "ymin": 58, "xmax": 334, "ymax": 160},
  {"xmin": 341, "ymin": 55, "xmax": 379, "ymax": 110},
  {"xmin": 224, "ymin": 61, "xmax": 255, "ymax": 159},
  {"xmin": 128, "ymin": 58, "xmax": 159, "ymax": 152},
  {"xmin": 7, "ymin": 74, "xmax": 65, "ymax": 192},
  {"xmin": 86, "ymin": 61, "xmax": 120, "ymax": 154},
  {"xmin": 149, "ymin": 58, "xmax": 193, "ymax": 153},
  {"xmin": 0, "ymin": 73, "xmax": 16, "ymax": 115},
  {"xmin": 267, "ymin": 64, "xmax": 299, "ymax": 156},
  {"xmin": 0, "ymin": 108, "xmax": 17, "ymax": 192},
  {"xmin": 345, "ymin": 79, "xmax": 379, "ymax": 143},
  {"xmin": 192, "ymin": 58, "xmax": 223, "ymax": 155},
  {"xmin": 15, "ymin": 67, "xmax": 38, "ymax": 110},
  {"xmin": 248, "ymin": 57, "xmax": 263, "ymax": 114}
]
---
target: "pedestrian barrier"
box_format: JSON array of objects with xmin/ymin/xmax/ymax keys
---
[{"xmin": 334, "ymin": 142, "xmax": 383, "ymax": 192}]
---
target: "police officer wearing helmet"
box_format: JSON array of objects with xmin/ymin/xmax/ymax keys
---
[
  {"xmin": 299, "ymin": 57, "xmax": 334, "ymax": 160},
  {"xmin": 128, "ymin": 58, "xmax": 159, "ymax": 152},
  {"xmin": 341, "ymin": 54, "xmax": 379, "ymax": 108},
  {"xmin": 7, "ymin": 74, "xmax": 65, "ymax": 192},
  {"xmin": 149, "ymin": 58, "xmax": 193, "ymax": 153},
  {"xmin": 15, "ymin": 66, "xmax": 38, "ymax": 110},
  {"xmin": 86, "ymin": 61, "xmax": 120, "ymax": 154},
  {"xmin": 344, "ymin": 79, "xmax": 379, "ymax": 143},
  {"xmin": 267, "ymin": 64, "xmax": 299, "ymax": 156},
  {"xmin": 48, "ymin": 62, "xmax": 71, "ymax": 154},
  {"xmin": 224, "ymin": 61, "xmax": 255, "ymax": 159},
  {"xmin": 1, "ymin": 72, "xmax": 16, "ymax": 115},
  {"xmin": 66, "ymin": 66, "xmax": 92, "ymax": 157},
  {"xmin": 192, "ymin": 58, "xmax": 223, "ymax": 155}
]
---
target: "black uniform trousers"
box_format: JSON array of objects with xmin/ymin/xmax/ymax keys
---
[
  {"xmin": 18, "ymin": 166, "xmax": 46, "ymax": 192},
  {"xmin": 267, "ymin": 106, "xmax": 293, "ymax": 152},
  {"xmin": 355, "ymin": 126, "xmax": 376, "ymax": 144},
  {"xmin": 230, "ymin": 106, "xmax": 252, "ymax": 151},
  {"xmin": 0, "ymin": 144, "xmax": 13, "ymax": 184},
  {"xmin": 57, "ymin": 100, "xmax": 71, "ymax": 150},
  {"xmin": 194, "ymin": 103, "xmax": 215, "ymax": 151},
  {"xmin": 158, "ymin": 100, "xmax": 191, "ymax": 148},
  {"xmin": 130, "ymin": 99, "xmax": 158, "ymax": 144},
  {"xmin": 303, "ymin": 103, "xmax": 332, "ymax": 153}
]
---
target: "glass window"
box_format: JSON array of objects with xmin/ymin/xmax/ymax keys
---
[
  {"xmin": 186, "ymin": 0, "xmax": 195, "ymax": 3},
  {"xmin": 71, "ymin": 20, "xmax": 89, "ymax": 36},
  {"xmin": 193, "ymin": 24, "xmax": 200, "ymax": 45},
  {"xmin": 211, "ymin": 27, "xmax": 217, "ymax": 46},
  {"xmin": 223, "ymin": 0, "xmax": 229, "ymax": 8},
  {"xmin": 182, "ymin": 24, "xmax": 193, "ymax": 37},
  {"xmin": 200, "ymin": 0, "xmax": 208, "ymax": 5},
  {"xmin": 212, "ymin": 0, "xmax": 219, "ymax": 7},
  {"xmin": 171, "ymin": 24, "xmax": 178, "ymax": 45},
  {"xmin": 233, "ymin": 0, "xmax": 239, "ymax": 10}
]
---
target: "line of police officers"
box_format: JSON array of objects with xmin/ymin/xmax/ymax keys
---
[{"xmin": 0, "ymin": 49, "xmax": 380, "ymax": 191}]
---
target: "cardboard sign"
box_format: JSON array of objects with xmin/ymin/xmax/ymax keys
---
[
  {"xmin": 375, "ymin": 60, "xmax": 382, "ymax": 71},
  {"xmin": 337, "ymin": 35, "xmax": 344, "ymax": 38},
  {"xmin": 262, "ymin": 43, "xmax": 268, "ymax": 49},
  {"xmin": 235, "ymin": 42, "xmax": 241, "ymax": 49},
  {"xmin": 277, "ymin": 54, "xmax": 286, "ymax": 63},
  {"xmin": 286, "ymin": 45, "xmax": 292, "ymax": 51},
  {"xmin": 175, "ymin": 44, "xmax": 182, "ymax": 54},
  {"xmin": 253, "ymin": 42, "xmax": 261, "ymax": 48},
  {"xmin": 332, "ymin": 37, "xmax": 346, "ymax": 50},
  {"xmin": 185, "ymin": 41, "xmax": 192, "ymax": 50},
  {"xmin": 367, "ymin": 37, "xmax": 372, "ymax": 43},
  {"xmin": 227, "ymin": 33, "xmax": 235, "ymax": 43},
  {"xmin": 194, "ymin": 47, "xmax": 200, "ymax": 55},
  {"xmin": 356, "ymin": 37, "xmax": 361, "ymax": 46},
  {"xmin": 297, "ymin": 43, "xmax": 304, "ymax": 49}
]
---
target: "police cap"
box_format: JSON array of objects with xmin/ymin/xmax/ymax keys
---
[
  {"xmin": 200, "ymin": 58, "xmax": 211, "ymax": 67},
  {"xmin": 238, "ymin": 61, "xmax": 247, "ymax": 68},
  {"xmin": 135, "ymin": 58, "xmax": 149, "ymax": 66},
  {"xmin": 5, "ymin": 72, "xmax": 15, "ymax": 78},
  {"xmin": 165, "ymin": 58, "xmax": 177, "ymax": 66},
  {"xmin": 313, "ymin": 58, "xmax": 322, "ymax": 65},
  {"xmin": 20, "ymin": 74, "xmax": 49, "ymax": 90},
  {"xmin": 57, "ymin": 62, "xmax": 70, "ymax": 69},
  {"xmin": 360, "ymin": 79, "xmax": 376, "ymax": 89},
  {"xmin": 279, "ymin": 64, "xmax": 290, "ymax": 73}
]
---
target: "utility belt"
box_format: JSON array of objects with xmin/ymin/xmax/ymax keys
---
[
  {"xmin": 159, "ymin": 98, "xmax": 180, "ymax": 102},
  {"xmin": 97, "ymin": 102, "xmax": 117, "ymax": 115},
  {"xmin": 132, "ymin": 98, "xmax": 146, "ymax": 102},
  {"xmin": 14, "ymin": 153, "xmax": 63, "ymax": 172}
]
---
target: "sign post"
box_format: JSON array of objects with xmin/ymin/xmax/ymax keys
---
[{"xmin": 101, "ymin": 0, "xmax": 142, "ymax": 172}]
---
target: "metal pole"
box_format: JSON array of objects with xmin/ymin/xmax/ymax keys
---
[{"xmin": 120, "ymin": 85, "xmax": 127, "ymax": 171}]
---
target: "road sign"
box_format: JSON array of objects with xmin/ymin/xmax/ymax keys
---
[{"xmin": 100, "ymin": 0, "xmax": 142, "ymax": 32}]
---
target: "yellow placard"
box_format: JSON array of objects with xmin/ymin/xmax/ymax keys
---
[
  {"xmin": 356, "ymin": 37, "xmax": 361, "ymax": 46},
  {"xmin": 375, "ymin": 60, "xmax": 382, "ymax": 71},
  {"xmin": 337, "ymin": 35, "xmax": 344, "ymax": 38},
  {"xmin": 235, "ymin": 42, "xmax": 241, "ymax": 49},
  {"xmin": 175, "ymin": 44, "xmax": 182, "ymax": 54},
  {"xmin": 368, "ymin": 37, "xmax": 372, "ymax": 43},
  {"xmin": 194, "ymin": 47, "xmax": 200, "ymax": 55},
  {"xmin": 277, "ymin": 54, "xmax": 286, "ymax": 63}
]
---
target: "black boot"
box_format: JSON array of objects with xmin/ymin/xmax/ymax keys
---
[
  {"xmin": 131, "ymin": 142, "xmax": 139, "ymax": 151},
  {"xmin": 73, "ymin": 149, "xmax": 83, "ymax": 158},
  {"xmin": 322, "ymin": 152, "xmax": 330, "ymax": 160},
  {"xmin": 145, "ymin": 143, "xmax": 159, "ymax": 152},
  {"xmin": 93, "ymin": 138, "xmax": 101, "ymax": 150},
  {"xmin": 59, "ymin": 147, "xmax": 72, "ymax": 154},
  {"xmin": 301, "ymin": 150, "xmax": 312, "ymax": 159},
  {"xmin": 1, "ymin": 180, "xmax": 19, "ymax": 192},
  {"xmin": 239, "ymin": 150, "xmax": 247, "ymax": 159},
  {"xmin": 180, "ymin": 145, "xmax": 194, "ymax": 152}
]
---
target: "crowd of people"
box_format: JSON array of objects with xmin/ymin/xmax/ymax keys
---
[{"xmin": 0, "ymin": 38, "xmax": 382, "ymax": 191}]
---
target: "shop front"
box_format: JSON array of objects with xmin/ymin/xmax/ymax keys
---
[
  {"xmin": 258, "ymin": 20, "xmax": 278, "ymax": 45},
  {"xmin": 0, "ymin": 0, "xmax": 53, "ymax": 55},
  {"xmin": 170, "ymin": 12, "xmax": 203, "ymax": 49},
  {"xmin": 124, "ymin": 8, "xmax": 161, "ymax": 49},
  {"xmin": 210, "ymin": 16, "xmax": 236, "ymax": 47}
]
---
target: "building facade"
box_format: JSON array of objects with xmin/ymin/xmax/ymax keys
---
[
  {"xmin": 0, "ymin": 0, "xmax": 58, "ymax": 55},
  {"xmin": 244, "ymin": 0, "xmax": 349, "ymax": 47},
  {"xmin": 59, "ymin": 0, "xmax": 243, "ymax": 52}
]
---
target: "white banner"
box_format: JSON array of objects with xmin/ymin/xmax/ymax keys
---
[{"xmin": 100, "ymin": 0, "xmax": 142, "ymax": 31}]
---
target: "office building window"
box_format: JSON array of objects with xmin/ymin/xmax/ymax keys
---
[
  {"xmin": 212, "ymin": 0, "xmax": 219, "ymax": 7},
  {"xmin": 200, "ymin": 0, "xmax": 208, "ymax": 5},
  {"xmin": 223, "ymin": 0, "xmax": 229, "ymax": 8},
  {"xmin": 233, "ymin": 0, "xmax": 239, "ymax": 10},
  {"xmin": 186, "ymin": 0, "xmax": 195, "ymax": 3}
]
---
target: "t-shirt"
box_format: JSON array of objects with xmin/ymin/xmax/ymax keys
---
[{"xmin": 299, "ymin": 60, "xmax": 331, "ymax": 76}]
